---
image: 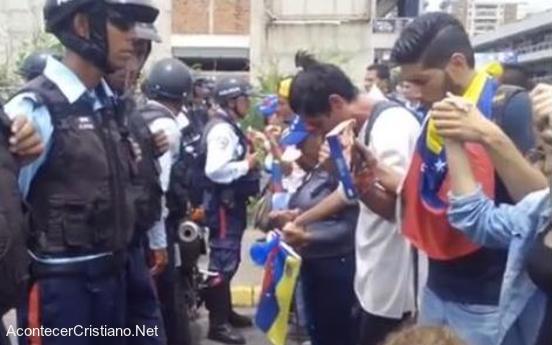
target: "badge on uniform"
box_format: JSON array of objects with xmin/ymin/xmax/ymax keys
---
[
  {"xmin": 77, "ymin": 116, "xmax": 95, "ymax": 130},
  {"xmin": 216, "ymin": 136, "xmax": 230, "ymax": 150}
]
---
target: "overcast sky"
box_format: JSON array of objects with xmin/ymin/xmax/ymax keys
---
[{"xmin": 427, "ymin": 0, "xmax": 552, "ymax": 13}]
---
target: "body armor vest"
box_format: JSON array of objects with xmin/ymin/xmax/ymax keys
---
[
  {"xmin": 201, "ymin": 111, "xmax": 260, "ymax": 202},
  {"xmin": 19, "ymin": 76, "xmax": 137, "ymax": 255},
  {"xmin": 128, "ymin": 100, "xmax": 163, "ymax": 234}
]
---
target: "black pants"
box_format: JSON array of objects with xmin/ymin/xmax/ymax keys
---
[
  {"xmin": 126, "ymin": 238, "xmax": 166, "ymax": 345},
  {"xmin": 301, "ymin": 254, "xmax": 357, "ymax": 345},
  {"xmin": 358, "ymin": 310, "xmax": 410, "ymax": 345}
]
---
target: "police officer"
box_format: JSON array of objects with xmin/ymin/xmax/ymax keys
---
[
  {"xmin": 187, "ymin": 77, "xmax": 211, "ymax": 129},
  {"xmin": 141, "ymin": 58, "xmax": 194, "ymax": 345},
  {"xmin": 203, "ymin": 78, "xmax": 260, "ymax": 345},
  {"xmin": 3, "ymin": 1, "xmax": 158, "ymax": 345},
  {"xmin": 105, "ymin": 23, "xmax": 169, "ymax": 345}
]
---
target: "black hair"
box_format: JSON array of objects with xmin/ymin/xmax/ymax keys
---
[
  {"xmin": 289, "ymin": 50, "xmax": 358, "ymax": 118},
  {"xmin": 367, "ymin": 64, "xmax": 390, "ymax": 81},
  {"xmin": 501, "ymin": 63, "xmax": 534, "ymax": 90},
  {"xmin": 391, "ymin": 12, "xmax": 475, "ymax": 68}
]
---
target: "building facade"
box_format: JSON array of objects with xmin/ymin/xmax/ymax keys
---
[
  {"xmin": 473, "ymin": 9, "xmax": 552, "ymax": 84},
  {"xmin": 171, "ymin": 0, "xmax": 250, "ymax": 77},
  {"xmin": 441, "ymin": 0, "xmax": 526, "ymax": 36}
]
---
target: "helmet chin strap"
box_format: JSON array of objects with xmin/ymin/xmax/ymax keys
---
[{"xmin": 56, "ymin": 3, "xmax": 111, "ymax": 74}]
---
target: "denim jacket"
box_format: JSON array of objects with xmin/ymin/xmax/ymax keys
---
[{"xmin": 448, "ymin": 187, "xmax": 549, "ymax": 345}]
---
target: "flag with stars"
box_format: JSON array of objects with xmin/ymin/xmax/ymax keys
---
[
  {"xmin": 255, "ymin": 235, "xmax": 301, "ymax": 345},
  {"xmin": 401, "ymin": 72, "xmax": 498, "ymax": 260}
]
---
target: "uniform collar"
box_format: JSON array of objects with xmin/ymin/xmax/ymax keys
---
[{"xmin": 43, "ymin": 56, "xmax": 114, "ymax": 108}]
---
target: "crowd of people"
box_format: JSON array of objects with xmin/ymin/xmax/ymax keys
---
[
  {"xmin": 254, "ymin": 11, "xmax": 552, "ymax": 345},
  {"xmin": 0, "ymin": 2, "xmax": 551, "ymax": 345}
]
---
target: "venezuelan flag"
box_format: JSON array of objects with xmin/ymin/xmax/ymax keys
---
[
  {"xmin": 255, "ymin": 237, "xmax": 301, "ymax": 345},
  {"xmin": 402, "ymin": 70, "xmax": 499, "ymax": 259}
]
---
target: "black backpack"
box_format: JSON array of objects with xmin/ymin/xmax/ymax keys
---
[
  {"xmin": 0, "ymin": 109, "xmax": 29, "ymax": 315},
  {"xmin": 166, "ymin": 117, "xmax": 208, "ymax": 219},
  {"xmin": 491, "ymin": 84, "xmax": 526, "ymax": 129}
]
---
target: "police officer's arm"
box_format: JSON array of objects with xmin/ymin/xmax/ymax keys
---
[
  {"xmin": 3, "ymin": 93, "xmax": 54, "ymax": 197},
  {"xmin": 205, "ymin": 123, "xmax": 252, "ymax": 184},
  {"xmin": 9, "ymin": 115, "xmax": 44, "ymax": 159},
  {"xmin": 145, "ymin": 117, "xmax": 182, "ymax": 253}
]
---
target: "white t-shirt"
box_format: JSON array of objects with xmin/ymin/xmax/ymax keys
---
[{"xmin": 341, "ymin": 106, "xmax": 421, "ymax": 318}]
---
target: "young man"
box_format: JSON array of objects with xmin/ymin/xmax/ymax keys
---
[
  {"xmin": 364, "ymin": 63, "xmax": 391, "ymax": 94},
  {"xmin": 390, "ymin": 12, "xmax": 546, "ymax": 345},
  {"xmin": 3, "ymin": 1, "xmax": 158, "ymax": 344},
  {"xmin": 203, "ymin": 77, "xmax": 260, "ymax": 345},
  {"xmin": 286, "ymin": 52, "xmax": 420, "ymax": 345},
  {"xmin": 140, "ymin": 58, "xmax": 194, "ymax": 345}
]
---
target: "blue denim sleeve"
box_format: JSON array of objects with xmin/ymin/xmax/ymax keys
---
[
  {"xmin": 3, "ymin": 93, "xmax": 54, "ymax": 198},
  {"xmin": 447, "ymin": 187, "xmax": 549, "ymax": 248}
]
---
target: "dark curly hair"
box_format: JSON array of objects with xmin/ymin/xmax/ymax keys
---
[
  {"xmin": 391, "ymin": 12, "xmax": 474, "ymax": 68},
  {"xmin": 289, "ymin": 51, "xmax": 358, "ymax": 118}
]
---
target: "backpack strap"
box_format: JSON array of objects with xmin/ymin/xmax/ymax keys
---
[{"xmin": 363, "ymin": 100, "xmax": 405, "ymax": 146}]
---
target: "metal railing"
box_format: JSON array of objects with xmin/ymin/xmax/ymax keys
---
[{"xmin": 517, "ymin": 40, "xmax": 552, "ymax": 55}]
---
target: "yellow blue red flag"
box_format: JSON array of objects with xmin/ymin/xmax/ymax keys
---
[{"xmin": 254, "ymin": 234, "xmax": 301, "ymax": 345}]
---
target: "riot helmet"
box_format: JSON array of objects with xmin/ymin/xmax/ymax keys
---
[
  {"xmin": 43, "ymin": 0, "xmax": 159, "ymax": 73},
  {"xmin": 214, "ymin": 77, "xmax": 253, "ymax": 106},
  {"xmin": 143, "ymin": 58, "xmax": 193, "ymax": 102},
  {"xmin": 18, "ymin": 51, "xmax": 59, "ymax": 82}
]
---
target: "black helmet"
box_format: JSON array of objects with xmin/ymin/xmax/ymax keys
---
[
  {"xmin": 43, "ymin": 0, "xmax": 159, "ymax": 72},
  {"xmin": 214, "ymin": 77, "xmax": 253, "ymax": 105},
  {"xmin": 144, "ymin": 58, "xmax": 193, "ymax": 101},
  {"xmin": 18, "ymin": 52, "xmax": 53, "ymax": 81}
]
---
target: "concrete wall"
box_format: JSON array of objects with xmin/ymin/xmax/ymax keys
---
[
  {"xmin": 250, "ymin": 0, "xmax": 375, "ymax": 87},
  {"xmin": 148, "ymin": 0, "xmax": 173, "ymax": 68},
  {"xmin": 172, "ymin": 0, "xmax": 250, "ymax": 35},
  {"xmin": 0, "ymin": 0, "xmax": 43, "ymax": 68}
]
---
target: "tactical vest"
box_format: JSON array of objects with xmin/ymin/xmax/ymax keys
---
[
  {"xmin": 0, "ymin": 110, "xmax": 29, "ymax": 314},
  {"xmin": 201, "ymin": 111, "xmax": 260, "ymax": 201},
  {"xmin": 139, "ymin": 102, "xmax": 188, "ymax": 221},
  {"xmin": 19, "ymin": 76, "xmax": 137, "ymax": 255},
  {"xmin": 128, "ymin": 101, "xmax": 163, "ymax": 234}
]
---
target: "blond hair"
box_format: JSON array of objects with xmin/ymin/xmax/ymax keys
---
[{"xmin": 384, "ymin": 326, "xmax": 466, "ymax": 345}]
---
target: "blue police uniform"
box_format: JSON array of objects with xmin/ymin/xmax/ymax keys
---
[
  {"xmin": 120, "ymin": 97, "xmax": 168, "ymax": 345},
  {"xmin": 5, "ymin": 57, "xmax": 133, "ymax": 345},
  {"xmin": 204, "ymin": 110, "xmax": 254, "ymax": 281}
]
